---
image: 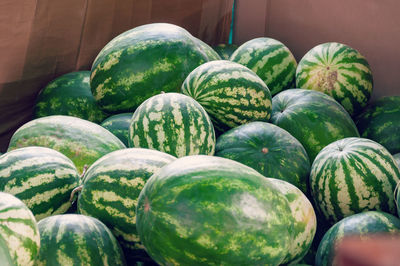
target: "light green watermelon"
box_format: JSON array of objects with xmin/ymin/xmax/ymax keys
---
[
  {"xmin": 7, "ymin": 115, "xmax": 126, "ymax": 173},
  {"xmin": 271, "ymin": 89, "xmax": 359, "ymax": 161},
  {"xmin": 296, "ymin": 42, "xmax": 373, "ymax": 116},
  {"xmin": 310, "ymin": 137, "xmax": 400, "ymax": 224},
  {"xmin": 230, "ymin": 37, "xmax": 297, "ymax": 95},
  {"xmin": 77, "ymin": 148, "xmax": 176, "ymax": 264},
  {"xmin": 136, "ymin": 155, "xmax": 295, "ymax": 265},
  {"xmin": 356, "ymin": 96, "xmax": 400, "ymax": 154},
  {"xmin": 33, "ymin": 71, "xmax": 109, "ymax": 123},
  {"xmin": 0, "ymin": 147, "xmax": 80, "ymax": 220},
  {"xmin": 213, "ymin": 44, "xmax": 238, "ymax": 60},
  {"xmin": 181, "ymin": 60, "xmax": 272, "ymax": 132},
  {"xmin": 0, "ymin": 192, "xmax": 40, "ymax": 266},
  {"xmin": 90, "ymin": 23, "xmax": 217, "ymax": 113},
  {"xmin": 315, "ymin": 211, "xmax": 400, "ymax": 266},
  {"xmin": 36, "ymin": 214, "xmax": 126, "ymax": 265},
  {"xmin": 100, "ymin": 113, "xmax": 133, "ymax": 146},
  {"xmin": 215, "ymin": 121, "xmax": 310, "ymax": 194},
  {"xmin": 129, "ymin": 92, "xmax": 215, "ymax": 158}
]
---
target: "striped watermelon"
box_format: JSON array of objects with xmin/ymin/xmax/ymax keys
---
[
  {"xmin": 310, "ymin": 137, "xmax": 400, "ymax": 224},
  {"xmin": 230, "ymin": 37, "xmax": 297, "ymax": 95},
  {"xmin": 215, "ymin": 121, "xmax": 310, "ymax": 194},
  {"xmin": 90, "ymin": 23, "xmax": 216, "ymax": 113},
  {"xmin": 296, "ymin": 42, "xmax": 373, "ymax": 116},
  {"xmin": 315, "ymin": 211, "xmax": 400, "ymax": 266},
  {"xmin": 181, "ymin": 60, "xmax": 272, "ymax": 132},
  {"xmin": 136, "ymin": 155, "xmax": 295, "ymax": 265},
  {"xmin": 356, "ymin": 96, "xmax": 400, "ymax": 154},
  {"xmin": 213, "ymin": 44, "xmax": 238, "ymax": 60},
  {"xmin": 271, "ymin": 89, "xmax": 359, "ymax": 161},
  {"xmin": 77, "ymin": 148, "xmax": 176, "ymax": 263},
  {"xmin": 100, "ymin": 113, "xmax": 133, "ymax": 146},
  {"xmin": 268, "ymin": 178, "xmax": 317, "ymax": 265},
  {"xmin": 36, "ymin": 214, "xmax": 126, "ymax": 265},
  {"xmin": 0, "ymin": 234, "xmax": 13, "ymax": 266},
  {"xmin": 0, "ymin": 192, "xmax": 40, "ymax": 266},
  {"xmin": 0, "ymin": 147, "xmax": 80, "ymax": 221},
  {"xmin": 129, "ymin": 92, "xmax": 215, "ymax": 157},
  {"xmin": 33, "ymin": 71, "xmax": 109, "ymax": 123},
  {"xmin": 7, "ymin": 115, "xmax": 126, "ymax": 173}
]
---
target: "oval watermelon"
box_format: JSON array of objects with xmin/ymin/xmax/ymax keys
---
[{"xmin": 100, "ymin": 113, "xmax": 133, "ymax": 146}]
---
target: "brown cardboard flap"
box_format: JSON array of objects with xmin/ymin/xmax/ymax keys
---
[{"xmin": 0, "ymin": 0, "xmax": 233, "ymax": 152}]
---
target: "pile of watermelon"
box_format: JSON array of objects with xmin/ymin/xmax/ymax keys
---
[{"xmin": 1, "ymin": 22, "xmax": 399, "ymax": 266}]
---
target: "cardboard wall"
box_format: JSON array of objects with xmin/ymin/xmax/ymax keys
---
[
  {"xmin": 0, "ymin": 0, "xmax": 233, "ymax": 152},
  {"xmin": 234, "ymin": 0, "xmax": 400, "ymax": 100}
]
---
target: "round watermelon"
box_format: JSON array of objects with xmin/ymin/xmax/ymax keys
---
[
  {"xmin": 7, "ymin": 115, "xmax": 126, "ymax": 173},
  {"xmin": 213, "ymin": 43, "xmax": 238, "ymax": 60},
  {"xmin": 33, "ymin": 71, "xmax": 109, "ymax": 123},
  {"xmin": 181, "ymin": 60, "xmax": 272, "ymax": 132},
  {"xmin": 215, "ymin": 121, "xmax": 310, "ymax": 194},
  {"xmin": 0, "ymin": 192, "xmax": 40, "ymax": 266},
  {"xmin": 296, "ymin": 42, "xmax": 373, "ymax": 116},
  {"xmin": 100, "ymin": 113, "xmax": 133, "ymax": 146},
  {"xmin": 356, "ymin": 96, "xmax": 400, "ymax": 154},
  {"xmin": 90, "ymin": 23, "xmax": 217, "ymax": 113},
  {"xmin": 230, "ymin": 37, "xmax": 297, "ymax": 96},
  {"xmin": 271, "ymin": 89, "xmax": 359, "ymax": 162},
  {"xmin": 0, "ymin": 147, "xmax": 80, "ymax": 221},
  {"xmin": 136, "ymin": 155, "xmax": 295, "ymax": 265},
  {"xmin": 268, "ymin": 178, "xmax": 317, "ymax": 265},
  {"xmin": 310, "ymin": 137, "xmax": 400, "ymax": 224},
  {"xmin": 77, "ymin": 148, "xmax": 176, "ymax": 263},
  {"xmin": 315, "ymin": 211, "xmax": 400, "ymax": 266},
  {"xmin": 129, "ymin": 92, "xmax": 215, "ymax": 157},
  {"xmin": 36, "ymin": 214, "xmax": 126, "ymax": 265}
]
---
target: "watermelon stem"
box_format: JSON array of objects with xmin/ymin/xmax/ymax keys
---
[
  {"xmin": 69, "ymin": 185, "xmax": 83, "ymax": 204},
  {"xmin": 80, "ymin": 164, "xmax": 88, "ymax": 179}
]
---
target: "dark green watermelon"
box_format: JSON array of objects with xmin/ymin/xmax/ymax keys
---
[{"xmin": 101, "ymin": 113, "xmax": 133, "ymax": 146}]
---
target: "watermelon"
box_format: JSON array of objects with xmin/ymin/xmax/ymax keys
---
[
  {"xmin": 90, "ymin": 23, "xmax": 217, "ymax": 113},
  {"xmin": 230, "ymin": 37, "xmax": 297, "ymax": 95},
  {"xmin": 36, "ymin": 214, "xmax": 126, "ymax": 265},
  {"xmin": 213, "ymin": 43, "xmax": 238, "ymax": 60},
  {"xmin": 0, "ymin": 147, "xmax": 80, "ymax": 221},
  {"xmin": 77, "ymin": 148, "xmax": 176, "ymax": 263},
  {"xmin": 296, "ymin": 42, "xmax": 373, "ymax": 116},
  {"xmin": 271, "ymin": 89, "xmax": 359, "ymax": 162},
  {"xmin": 356, "ymin": 96, "xmax": 400, "ymax": 154},
  {"xmin": 100, "ymin": 113, "xmax": 133, "ymax": 146},
  {"xmin": 7, "ymin": 115, "xmax": 126, "ymax": 173},
  {"xmin": 136, "ymin": 155, "xmax": 295, "ymax": 265},
  {"xmin": 268, "ymin": 178, "xmax": 317, "ymax": 265},
  {"xmin": 310, "ymin": 137, "xmax": 400, "ymax": 224},
  {"xmin": 129, "ymin": 92, "xmax": 215, "ymax": 158},
  {"xmin": 215, "ymin": 121, "xmax": 310, "ymax": 194},
  {"xmin": 0, "ymin": 192, "xmax": 40, "ymax": 266},
  {"xmin": 33, "ymin": 71, "xmax": 109, "ymax": 123},
  {"xmin": 0, "ymin": 234, "xmax": 13, "ymax": 266},
  {"xmin": 181, "ymin": 60, "xmax": 272, "ymax": 132},
  {"xmin": 315, "ymin": 211, "xmax": 400, "ymax": 266}
]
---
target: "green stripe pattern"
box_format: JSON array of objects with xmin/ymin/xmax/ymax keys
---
[
  {"xmin": 230, "ymin": 37, "xmax": 297, "ymax": 96},
  {"xmin": 90, "ymin": 23, "xmax": 216, "ymax": 113},
  {"xmin": 213, "ymin": 44, "xmax": 238, "ymax": 60},
  {"xmin": 181, "ymin": 60, "xmax": 272, "ymax": 132},
  {"xmin": 78, "ymin": 148, "xmax": 176, "ymax": 263},
  {"xmin": 7, "ymin": 115, "xmax": 126, "ymax": 174},
  {"xmin": 33, "ymin": 71, "xmax": 108, "ymax": 123},
  {"xmin": 101, "ymin": 113, "xmax": 133, "ymax": 147},
  {"xmin": 271, "ymin": 89, "xmax": 359, "ymax": 162},
  {"xmin": 296, "ymin": 42, "xmax": 373, "ymax": 116},
  {"xmin": 136, "ymin": 155, "xmax": 295, "ymax": 265},
  {"xmin": 316, "ymin": 211, "xmax": 400, "ymax": 266},
  {"xmin": 215, "ymin": 121, "xmax": 310, "ymax": 194},
  {"xmin": 268, "ymin": 178, "xmax": 316, "ymax": 265},
  {"xmin": 36, "ymin": 214, "xmax": 126, "ymax": 265},
  {"xmin": 129, "ymin": 93, "xmax": 215, "ymax": 158},
  {"xmin": 310, "ymin": 137, "xmax": 400, "ymax": 224},
  {"xmin": 356, "ymin": 96, "xmax": 400, "ymax": 154},
  {"xmin": 0, "ymin": 147, "xmax": 80, "ymax": 221},
  {"xmin": 0, "ymin": 192, "xmax": 40, "ymax": 266}
]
